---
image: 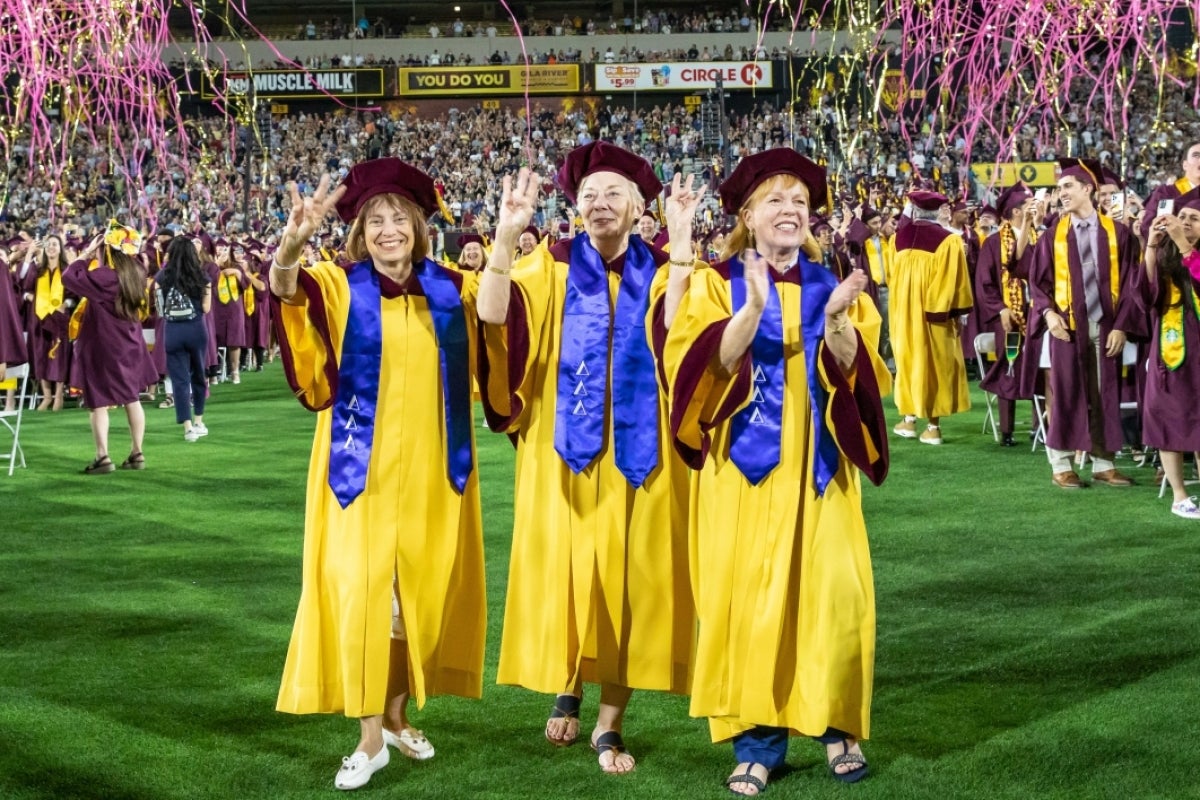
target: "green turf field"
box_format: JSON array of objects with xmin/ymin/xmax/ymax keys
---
[{"xmin": 1, "ymin": 369, "xmax": 1197, "ymax": 799}]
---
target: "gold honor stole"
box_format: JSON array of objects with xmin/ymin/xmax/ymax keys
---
[
  {"xmin": 35, "ymin": 269, "xmax": 64, "ymax": 320},
  {"xmin": 244, "ymin": 286, "xmax": 256, "ymax": 316},
  {"xmin": 1159, "ymin": 282, "xmax": 1200, "ymax": 370},
  {"xmin": 217, "ymin": 274, "xmax": 240, "ymax": 304},
  {"xmin": 67, "ymin": 259, "xmax": 106, "ymax": 339},
  {"xmin": 1176, "ymin": 177, "xmax": 1195, "ymax": 194},
  {"xmin": 865, "ymin": 238, "xmax": 886, "ymax": 285},
  {"xmin": 1053, "ymin": 215, "xmax": 1119, "ymax": 331}
]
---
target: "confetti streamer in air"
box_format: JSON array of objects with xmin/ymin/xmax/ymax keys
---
[
  {"xmin": 0, "ymin": 0, "xmax": 196, "ymax": 225},
  {"xmin": 496, "ymin": 0, "xmax": 537, "ymax": 167},
  {"xmin": 872, "ymin": 0, "xmax": 1199, "ymax": 183}
]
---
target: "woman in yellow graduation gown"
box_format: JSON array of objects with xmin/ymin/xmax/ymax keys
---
[
  {"xmin": 269, "ymin": 160, "xmax": 485, "ymax": 791},
  {"xmin": 662, "ymin": 150, "xmax": 891, "ymax": 795},
  {"xmin": 475, "ymin": 143, "xmax": 705, "ymax": 774}
]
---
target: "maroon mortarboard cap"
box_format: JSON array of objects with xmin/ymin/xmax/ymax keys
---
[
  {"xmin": 995, "ymin": 183, "xmax": 1033, "ymax": 218},
  {"xmin": 66, "ymin": 237, "xmax": 83, "ymax": 248},
  {"xmin": 1057, "ymin": 157, "xmax": 1103, "ymax": 188},
  {"xmin": 334, "ymin": 158, "xmax": 439, "ymax": 223},
  {"xmin": 861, "ymin": 206, "xmax": 880, "ymax": 223},
  {"xmin": 520, "ymin": 225, "xmax": 541, "ymax": 240},
  {"xmin": 909, "ymin": 190, "xmax": 950, "ymax": 211},
  {"xmin": 1178, "ymin": 186, "xmax": 1200, "ymax": 213},
  {"xmin": 640, "ymin": 209, "xmax": 657, "ymax": 221},
  {"xmin": 979, "ymin": 205, "xmax": 998, "ymax": 218},
  {"xmin": 457, "ymin": 233, "xmax": 485, "ymax": 248},
  {"xmin": 720, "ymin": 149, "xmax": 828, "ymax": 215},
  {"xmin": 556, "ymin": 140, "xmax": 663, "ymax": 204},
  {"xmin": 4, "ymin": 237, "xmax": 22, "ymax": 248},
  {"xmin": 1100, "ymin": 167, "xmax": 1124, "ymax": 189},
  {"xmin": 844, "ymin": 217, "xmax": 872, "ymax": 245},
  {"xmin": 811, "ymin": 214, "xmax": 833, "ymax": 233},
  {"xmin": 197, "ymin": 232, "xmax": 214, "ymax": 256},
  {"xmin": 214, "ymin": 238, "xmax": 230, "ymax": 248},
  {"xmin": 558, "ymin": 220, "xmax": 571, "ymax": 232},
  {"xmin": 951, "ymin": 200, "xmax": 970, "ymax": 213}
]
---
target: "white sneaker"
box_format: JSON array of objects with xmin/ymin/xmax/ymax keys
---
[
  {"xmin": 184, "ymin": 428, "xmax": 200, "ymax": 443},
  {"xmin": 1171, "ymin": 497, "xmax": 1200, "ymax": 519},
  {"xmin": 334, "ymin": 746, "xmax": 389, "ymax": 791},
  {"xmin": 919, "ymin": 425, "xmax": 943, "ymax": 445},
  {"xmin": 192, "ymin": 422, "xmax": 208, "ymax": 437}
]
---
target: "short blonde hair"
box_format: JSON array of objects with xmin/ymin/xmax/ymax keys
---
[{"xmin": 345, "ymin": 193, "xmax": 429, "ymax": 264}]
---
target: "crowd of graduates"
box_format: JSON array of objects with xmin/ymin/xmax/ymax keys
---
[{"xmin": 2, "ymin": 92, "xmax": 1200, "ymax": 795}]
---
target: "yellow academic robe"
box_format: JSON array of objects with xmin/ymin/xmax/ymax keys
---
[
  {"xmin": 663, "ymin": 262, "xmax": 891, "ymax": 743},
  {"xmin": 889, "ymin": 222, "xmax": 973, "ymax": 418},
  {"xmin": 273, "ymin": 260, "xmax": 486, "ymax": 717},
  {"xmin": 482, "ymin": 239, "xmax": 694, "ymax": 695}
]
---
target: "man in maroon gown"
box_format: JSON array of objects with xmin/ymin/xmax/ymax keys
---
[
  {"xmin": 1029, "ymin": 158, "xmax": 1144, "ymax": 489},
  {"xmin": 975, "ymin": 183, "xmax": 1040, "ymax": 446}
]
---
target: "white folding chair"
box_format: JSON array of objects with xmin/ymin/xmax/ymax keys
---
[
  {"xmin": 1159, "ymin": 460, "xmax": 1200, "ymax": 498},
  {"xmin": 0, "ymin": 363, "xmax": 30, "ymax": 475},
  {"xmin": 973, "ymin": 332, "xmax": 999, "ymax": 441},
  {"xmin": 1031, "ymin": 393, "xmax": 1049, "ymax": 452}
]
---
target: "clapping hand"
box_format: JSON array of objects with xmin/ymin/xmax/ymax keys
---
[
  {"xmin": 825, "ymin": 269, "xmax": 867, "ymax": 318},
  {"xmin": 742, "ymin": 249, "xmax": 769, "ymax": 312}
]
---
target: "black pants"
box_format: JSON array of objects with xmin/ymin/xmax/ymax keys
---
[{"xmin": 165, "ymin": 318, "xmax": 208, "ymax": 424}]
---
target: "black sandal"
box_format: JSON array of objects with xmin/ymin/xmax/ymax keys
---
[
  {"xmin": 725, "ymin": 763, "xmax": 768, "ymax": 795},
  {"xmin": 545, "ymin": 694, "xmax": 581, "ymax": 747},
  {"xmin": 591, "ymin": 730, "xmax": 634, "ymax": 773},
  {"xmin": 815, "ymin": 733, "xmax": 869, "ymax": 784},
  {"xmin": 120, "ymin": 452, "xmax": 146, "ymax": 471},
  {"xmin": 83, "ymin": 456, "xmax": 115, "ymax": 475}
]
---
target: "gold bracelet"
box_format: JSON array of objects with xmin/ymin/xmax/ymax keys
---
[
  {"xmin": 272, "ymin": 256, "xmax": 299, "ymax": 272},
  {"xmin": 827, "ymin": 315, "xmax": 850, "ymax": 335},
  {"xmin": 486, "ymin": 264, "xmax": 512, "ymax": 276},
  {"xmin": 669, "ymin": 258, "xmax": 695, "ymax": 268}
]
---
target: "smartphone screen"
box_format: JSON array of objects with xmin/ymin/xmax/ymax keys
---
[
  {"xmin": 1158, "ymin": 198, "xmax": 1175, "ymax": 217},
  {"xmin": 1110, "ymin": 191, "xmax": 1125, "ymax": 216},
  {"xmin": 1034, "ymin": 188, "xmax": 1048, "ymax": 202}
]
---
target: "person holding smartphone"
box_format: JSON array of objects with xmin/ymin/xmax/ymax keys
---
[
  {"xmin": 1140, "ymin": 141, "xmax": 1200, "ymax": 241},
  {"xmin": 1141, "ymin": 188, "xmax": 1200, "ymax": 517}
]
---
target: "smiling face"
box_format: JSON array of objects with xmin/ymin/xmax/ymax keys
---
[
  {"xmin": 518, "ymin": 231, "xmax": 538, "ymax": 255},
  {"xmin": 637, "ymin": 213, "xmax": 658, "ymax": 241},
  {"xmin": 347, "ymin": 193, "xmax": 428, "ymax": 269},
  {"xmin": 740, "ymin": 175, "xmax": 810, "ymax": 259},
  {"xmin": 577, "ymin": 170, "xmax": 642, "ymax": 244},
  {"xmin": 459, "ymin": 241, "xmax": 485, "ymax": 270},
  {"xmin": 1056, "ymin": 175, "xmax": 1095, "ymax": 218},
  {"xmin": 43, "ymin": 236, "xmax": 62, "ymax": 261}
]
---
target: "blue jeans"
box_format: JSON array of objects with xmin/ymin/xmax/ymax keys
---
[{"xmin": 732, "ymin": 726, "xmax": 789, "ymax": 771}]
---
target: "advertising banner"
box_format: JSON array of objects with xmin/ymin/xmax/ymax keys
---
[
  {"xmin": 200, "ymin": 68, "xmax": 386, "ymax": 99},
  {"xmin": 970, "ymin": 162, "xmax": 1058, "ymax": 188},
  {"xmin": 398, "ymin": 65, "xmax": 580, "ymax": 96},
  {"xmin": 594, "ymin": 62, "xmax": 773, "ymax": 92}
]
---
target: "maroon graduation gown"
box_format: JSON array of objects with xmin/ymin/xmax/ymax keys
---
[{"xmin": 1028, "ymin": 218, "xmax": 1144, "ymax": 452}]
